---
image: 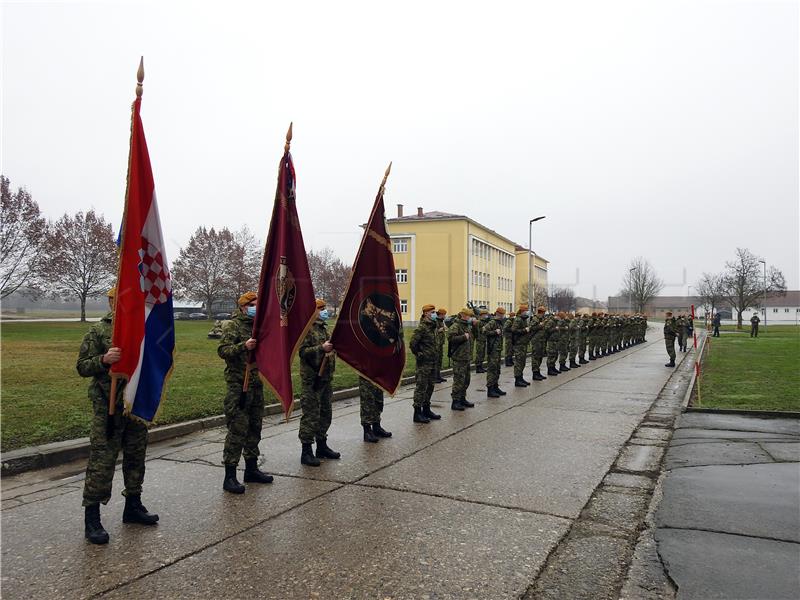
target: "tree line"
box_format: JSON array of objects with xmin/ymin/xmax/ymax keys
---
[{"xmin": 1, "ymin": 175, "xmax": 351, "ymax": 321}]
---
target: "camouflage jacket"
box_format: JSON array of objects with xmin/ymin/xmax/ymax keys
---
[
  {"xmin": 483, "ymin": 317, "xmax": 504, "ymax": 352},
  {"xmin": 410, "ymin": 318, "xmax": 438, "ymax": 364},
  {"xmin": 76, "ymin": 312, "xmax": 126, "ymax": 403},
  {"xmin": 217, "ymin": 312, "xmax": 263, "ymax": 389},
  {"xmin": 544, "ymin": 316, "xmax": 559, "ymax": 341},
  {"xmin": 663, "ymin": 317, "xmax": 678, "ymax": 339},
  {"xmin": 435, "ymin": 322, "xmax": 448, "ymax": 349},
  {"xmin": 476, "ymin": 317, "xmax": 490, "ymax": 341},
  {"xmin": 511, "ymin": 314, "xmax": 531, "ymax": 345},
  {"xmin": 299, "ymin": 319, "xmax": 335, "ymax": 381},
  {"xmin": 502, "ymin": 317, "xmax": 514, "ymax": 339},
  {"xmin": 568, "ymin": 317, "xmax": 579, "ymax": 338},
  {"xmin": 530, "ymin": 314, "xmax": 546, "ymax": 338},
  {"xmin": 448, "ymin": 317, "xmax": 473, "ymax": 362}
]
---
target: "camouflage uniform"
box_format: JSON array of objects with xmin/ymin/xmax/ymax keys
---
[
  {"xmin": 217, "ymin": 312, "xmax": 266, "ymax": 466},
  {"xmin": 503, "ymin": 316, "xmax": 515, "ymax": 366},
  {"xmin": 557, "ymin": 316, "xmax": 570, "ymax": 368},
  {"xmin": 474, "ymin": 314, "xmax": 489, "ymax": 371},
  {"xmin": 544, "ymin": 315, "xmax": 559, "ymax": 371},
  {"xmin": 675, "ymin": 316, "xmax": 685, "ymax": 351},
  {"xmin": 410, "ymin": 317, "xmax": 438, "ymax": 409},
  {"xmin": 530, "ymin": 313, "xmax": 547, "ymax": 376},
  {"xmin": 298, "ymin": 319, "xmax": 336, "ymax": 443},
  {"xmin": 483, "ymin": 315, "xmax": 504, "ymax": 389},
  {"xmin": 78, "ymin": 312, "xmax": 149, "ymax": 507},
  {"xmin": 435, "ymin": 318, "xmax": 447, "ymax": 380},
  {"xmin": 567, "ymin": 315, "xmax": 579, "ymax": 365},
  {"xmin": 579, "ymin": 315, "xmax": 590, "ymax": 361},
  {"xmin": 511, "ymin": 312, "xmax": 532, "ymax": 377},
  {"xmin": 750, "ymin": 314, "xmax": 760, "ymax": 337},
  {"xmin": 448, "ymin": 316, "xmax": 473, "ymax": 403},
  {"xmin": 664, "ymin": 316, "xmax": 678, "ymax": 364},
  {"xmin": 359, "ymin": 376, "xmax": 384, "ymax": 425}
]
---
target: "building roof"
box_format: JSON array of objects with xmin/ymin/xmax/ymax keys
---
[
  {"xmin": 762, "ymin": 290, "xmax": 800, "ymax": 307},
  {"xmin": 608, "ymin": 292, "xmax": 800, "ymax": 309},
  {"xmin": 387, "ymin": 209, "xmax": 549, "ymax": 264}
]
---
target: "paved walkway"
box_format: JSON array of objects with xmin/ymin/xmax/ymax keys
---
[
  {"xmin": 654, "ymin": 412, "xmax": 800, "ymax": 600},
  {"xmin": 2, "ymin": 330, "xmax": 686, "ymax": 599}
]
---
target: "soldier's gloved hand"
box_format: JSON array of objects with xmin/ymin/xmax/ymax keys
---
[
  {"xmin": 245, "ymin": 338, "xmax": 257, "ymax": 350},
  {"xmin": 322, "ymin": 341, "xmax": 334, "ymax": 352},
  {"xmin": 102, "ymin": 347, "xmax": 121, "ymax": 365}
]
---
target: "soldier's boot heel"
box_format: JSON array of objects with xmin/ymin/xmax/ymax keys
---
[
  {"xmin": 422, "ymin": 403, "xmax": 441, "ymax": 420},
  {"xmin": 559, "ymin": 363, "xmax": 570, "ymax": 372},
  {"xmin": 244, "ymin": 458, "xmax": 274, "ymax": 483},
  {"xmin": 461, "ymin": 398, "xmax": 475, "ymax": 408},
  {"xmin": 532, "ymin": 372, "xmax": 546, "ymax": 381},
  {"xmin": 122, "ymin": 495, "xmax": 159, "ymax": 524},
  {"xmin": 547, "ymin": 367, "xmax": 559, "ymax": 376},
  {"xmin": 450, "ymin": 400, "xmax": 465, "ymax": 411},
  {"xmin": 372, "ymin": 422, "xmax": 393, "ymax": 437},
  {"xmin": 301, "ymin": 443, "xmax": 321, "ymax": 466},
  {"xmin": 413, "ymin": 407, "xmax": 431, "ymax": 422},
  {"xmin": 514, "ymin": 377, "xmax": 527, "ymax": 387},
  {"xmin": 570, "ymin": 359, "xmax": 580, "ymax": 368},
  {"xmin": 579, "ymin": 357, "xmax": 589, "ymax": 364},
  {"xmin": 363, "ymin": 424, "xmax": 379, "ymax": 443},
  {"xmin": 85, "ymin": 504, "xmax": 109, "ymax": 545},
  {"xmin": 223, "ymin": 465, "xmax": 246, "ymax": 493},
  {"xmin": 496, "ymin": 386, "xmax": 507, "ymax": 395},
  {"xmin": 664, "ymin": 360, "xmax": 675, "ymax": 368},
  {"xmin": 315, "ymin": 439, "xmax": 341, "ymax": 460},
  {"xmin": 487, "ymin": 387, "xmax": 500, "ymax": 398}
]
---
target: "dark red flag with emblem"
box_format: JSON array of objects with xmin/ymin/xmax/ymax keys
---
[
  {"xmin": 330, "ymin": 163, "xmax": 406, "ymax": 394},
  {"xmin": 252, "ymin": 124, "xmax": 316, "ymax": 418}
]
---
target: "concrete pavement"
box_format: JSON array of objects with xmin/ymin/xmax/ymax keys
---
[{"xmin": 2, "ymin": 330, "xmax": 689, "ymax": 599}]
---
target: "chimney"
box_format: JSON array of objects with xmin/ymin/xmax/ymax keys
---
[
  {"xmin": 417, "ymin": 206, "xmax": 424, "ymax": 217},
  {"xmin": 397, "ymin": 204, "xmax": 403, "ymax": 218}
]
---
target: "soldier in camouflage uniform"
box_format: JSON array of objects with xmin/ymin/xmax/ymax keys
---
[
  {"xmin": 474, "ymin": 309, "xmax": 489, "ymax": 373},
  {"xmin": 448, "ymin": 308, "xmax": 475, "ymax": 410},
  {"xmin": 511, "ymin": 304, "xmax": 532, "ymax": 386},
  {"xmin": 663, "ymin": 311, "xmax": 678, "ymax": 367},
  {"xmin": 359, "ymin": 376, "xmax": 392, "ymax": 442},
  {"xmin": 434, "ymin": 308, "xmax": 448, "ymax": 383},
  {"xmin": 529, "ymin": 306, "xmax": 548, "ymax": 381},
  {"xmin": 78, "ymin": 288, "xmax": 158, "ymax": 545},
  {"xmin": 217, "ymin": 292, "xmax": 274, "ymax": 493},
  {"xmin": 410, "ymin": 304, "xmax": 441, "ymax": 423},
  {"xmin": 568, "ymin": 312, "xmax": 581, "ymax": 368},
  {"xmin": 484, "ymin": 307, "xmax": 507, "ymax": 398},
  {"xmin": 298, "ymin": 299, "xmax": 340, "ymax": 466},
  {"xmin": 675, "ymin": 315, "xmax": 686, "ymax": 351},
  {"xmin": 544, "ymin": 311, "xmax": 560, "ymax": 375},
  {"xmin": 503, "ymin": 311, "xmax": 516, "ymax": 367},
  {"xmin": 557, "ymin": 312, "xmax": 571, "ymax": 372}
]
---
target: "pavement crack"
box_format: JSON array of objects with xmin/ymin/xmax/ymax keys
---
[{"xmin": 657, "ymin": 525, "xmax": 799, "ymax": 545}]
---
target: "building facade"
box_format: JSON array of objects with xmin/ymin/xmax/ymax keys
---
[{"xmin": 386, "ymin": 206, "xmax": 548, "ymax": 323}]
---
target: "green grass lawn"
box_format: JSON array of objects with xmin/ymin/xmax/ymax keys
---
[
  {"xmin": 696, "ymin": 325, "xmax": 800, "ymax": 411},
  {"xmin": 1, "ymin": 319, "xmax": 419, "ymax": 451}
]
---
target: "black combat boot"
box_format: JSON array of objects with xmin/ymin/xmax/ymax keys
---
[
  {"xmin": 223, "ymin": 465, "xmax": 246, "ymax": 493},
  {"xmin": 461, "ymin": 398, "xmax": 475, "ymax": 408},
  {"xmin": 123, "ymin": 494, "xmax": 159, "ymax": 524},
  {"xmin": 547, "ymin": 366, "xmax": 560, "ymax": 376},
  {"xmin": 532, "ymin": 372, "xmax": 546, "ymax": 381},
  {"xmin": 422, "ymin": 403, "xmax": 441, "ymax": 420},
  {"xmin": 487, "ymin": 387, "xmax": 500, "ymax": 398},
  {"xmin": 505, "ymin": 357, "xmax": 513, "ymax": 367},
  {"xmin": 363, "ymin": 423, "xmax": 379, "ymax": 443},
  {"xmin": 475, "ymin": 365, "xmax": 486, "ymax": 374},
  {"xmin": 580, "ymin": 356, "xmax": 589, "ymax": 364},
  {"xmin": 560, "ymin": 363, "xmax": 570, "ymax": 372},
  {"xmin": 664, "ymin": 360, "xmax": 675, "ymax": 368},
  {"xmin": 436, "ymin": 376, "xmax": 448, "ymax": 383},
  {"xmin": 244, "ymin": 458, "xmax": 274, "ymax": 483},
  {"xmin": 451, "ymin": 399, "xmax": 465, "ymax": 411},
  {"xmin": 496, "ymin": 386, "xmax": 507, "ymax": 395},
  {"xmin": 570, "ymin": 359, "xmax": 580, "ymax": 368},
  {"xmin": 301, "ymin": 443, "xmax": 321, "ymax": 466},
  {"xmin": 588, "ymin": 353, "xmax": 596, "ymax": 360},
  {"xmin": 372, "ymin": 421, "xmax": 392, "ymax": 437},
  {"xmin": 315, "ymin": 438, "xmax": 341, "ymax": 460},
  {"xmin": 413, "ymin": 407, "xmax": 431, "ymax": 422},
  {"xmin": 85, "ymin": 504, "xmax": 109, "ymax": 545},
  {"xmin": 515, "ymin": 376, "xmax": 527, "ymax": 387}
]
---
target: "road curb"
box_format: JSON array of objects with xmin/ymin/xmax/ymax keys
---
[{"xmin": 685, "ymin": 407, "xmax": 800, "ymax": 419}]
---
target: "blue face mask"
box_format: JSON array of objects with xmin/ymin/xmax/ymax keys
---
[
  {"xmin": 429, "ymin": 313, "xmax": 437, "ymax": 321},
  {"xmin": 319, "ymin": 309, "xmax": 329, "ymax": 321},
  {"xmin": 246, "ymin": 306, "xmax": 256, "ymax": 317}
]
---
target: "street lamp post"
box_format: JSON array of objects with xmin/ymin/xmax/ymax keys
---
[
  {"xmin": 629, "ymin": 267, "xmax": 636, "ymax": 313},
  {"xmin": 687, "ymin": 285, "xmax": 693, "ymax": 315},
  {"xmin": 759, "ymin": 259, "xmax": 767, "ymax": 329},
  {"xmin": 528, "ymin": 216, "xmax": 546, "ymax": 308}
]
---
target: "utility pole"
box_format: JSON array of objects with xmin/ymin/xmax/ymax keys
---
[{"xmin": 528, "ymin": 216, "xmax": 546, "ymax": 307}]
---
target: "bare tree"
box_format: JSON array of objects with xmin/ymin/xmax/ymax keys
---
[
  {"xmin": 518, "ymin": 282, "xmax": 549, "ymax": 308},
  {"xmin": 695, "ymin": 272, "xmax": 727, "ymax": 318},
  {"xmin": 722, "ymin": 247, "xmax": 786, "ymax": 328},
  {"xmin": 171, "ymin": 227, "xmax": 237, "ymax": 316},
  {"xmin": 39, "ymin": 210, "xmax": 117, "ymax": 321},
  {"xmin": 227, "ymin": 226, "xmax": 262, "ymax": 305},
  {"xmin": 620, "ymin": 257, "xmax": 664, "ymax": 313},
  {"xmin": 548, "ymin": 286, "xmax": 577, "ymax": 312},
  {"xmin": 307, "ymin": 247, "xmax": 351, "ymax": 308},
  {"xmin": 1, "ymin": 175, "xmax": 48, "ymax": 298}
]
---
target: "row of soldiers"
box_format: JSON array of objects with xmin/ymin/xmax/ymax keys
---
[
  {"xmin": 662, "ymin": 311, "xmax": 695, "ymax": 366},
  {"xmin": 408, "ymin": 304, "xmax": 649, "ymax": 418}
]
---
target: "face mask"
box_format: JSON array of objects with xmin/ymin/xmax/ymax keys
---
[
  {"xmin": 246, "ymin": 306, "xmax": 256, "ymax": 317},
  {"xmin": 524, "ymin": 311, "xmax": 531, "ymax": 317},
  {"xmin": 319, "ymin": 309, "xmax": 329, "ymax": 321},
  {"xmin": 429, "ymin": 313, "xmax": 437, "ymax": 321}
]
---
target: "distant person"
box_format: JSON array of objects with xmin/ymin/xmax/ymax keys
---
[
  {"xmin": 434, "ymin": 308, "xmax": 448, "ymax": 383},
  {"xmin": 750, "ymin": 313, "xmax": 761, "ymax": 337},
  {"xmin": 685, "ymin": 315, "xmax": 694, "ymax": 350},
  {"xmin": 663, "ymin": 311, "xmax": 678, "ymax": 367},
  {"xmin": 448, "ymin": 308, "xmax": 476, "ymax": 410},
  {"xmin": 712, "ymin": 312, "xmax": 721, "ymax": 337},
  {"xmin": 77, "ymin": 287, "xmax": 159, "ymax": 545},
  {"xmin": 409, "ymin": 304, "xmax": 440, "ymax": 423},
  {"xmin": 676, "ymin": 314, "xmax": 686, "ymax": 352}
]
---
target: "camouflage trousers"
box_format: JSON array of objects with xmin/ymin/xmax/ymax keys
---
[
  {"xmin": 531, "ymin": 336, "xmax": 546, "ymax": 373},
  {"xmin": 413, "ymin": 363, "xmax": 435, "ymax": 409},
  {"xmin": 485, "ymin": 341, "xmax": 502, "ymax": 387},
  {"xmin": 435, "ymin": 343, "xmax": 445, "ymax": 379},
  {"xmin": 359, "ymin": 378, "xmax": 384, "ymax": 424},
  {"xmin": 546, "ymin": 340, "xmax": 559, "ymax": 368},
  {"xmin": 578, "ymin": 334, "xmax": 587, "ymax": 359},
  {"xmin": 751, "ymin": 324, "xmax": 759, "ymax": 337},
  {"xmin": 504, "ymin": 336, "xmax": 513, "ymax": 362},
  {"xmin": 665, "ymin": 336, "xmax": 676, "ymax": 361},
  {"xmin": 451, "ymin": 360, "xmax": 471, "ymax": 401},
  {"xmin": 475, "ymin": 339, "xmax": 486, "ymax": 368},
  {"xmin": 83, "ymin": 397, "xmax": 148, "ymax": 507},
  {"xmin": 558, "ymin": 340, "xmax": 569, "ymax": 365},
  {"xmin": 299, "ymin": 378, "xmax": 333, "ymax": 443},
  {"xmin": 513, "ymin": 342, "xmax": 528, "ymax": 377},
  {"xmin": 223, "ymin": 385, "xmax": 264, "ymax": 466},
  {"xmin": 568, "ymin": 337, "xmax": 578, "ymax": 361}
]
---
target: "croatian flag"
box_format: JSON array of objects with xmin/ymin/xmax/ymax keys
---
[{"xmin": 111, "ymin": 85, "xmax": 175, "ymax": 423}]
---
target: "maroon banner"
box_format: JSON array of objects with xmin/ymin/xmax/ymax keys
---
[
  {"xmin": 330, "ymin": 170, "xmax": 406, "ymax": 394},
  {"xmin": 252, "ymin": 136, "xmax": 316, "ymax": 418}
]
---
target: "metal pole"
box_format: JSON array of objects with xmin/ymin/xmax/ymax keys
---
[
  {"xmin": 763, "ymin": 261, "xmax": 767, "ymax": 329},
  {"xmin": 528, "ymin": 222, "xmax": 532, "ymax": 307}
]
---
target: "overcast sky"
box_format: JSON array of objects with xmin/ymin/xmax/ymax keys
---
[{"xmin": 2, "ymin": 0, "xmax": 798, "ymax": 301}]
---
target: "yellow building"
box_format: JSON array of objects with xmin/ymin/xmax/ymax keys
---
[{"xmin": 386, "ymin": 206, "xmax": 549, "ymax": 323}]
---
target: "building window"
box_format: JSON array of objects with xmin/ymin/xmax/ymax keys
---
[
  {"xmin": 773, "ymin": 308, "xmax": 778, "ymax": 313},
  {"xmin": 395, "ymin": 269, "xmax": 407, "ymax": 284},
  {"xmin": 392, "ymin": 238, "xmax": 408, "ymax": 253},
  {"xmin": 785, "ymin": 308, "xmax": 790, "ymax": 313},
  {"xmin": 400, "ymin": 299, "xmax": 408, "ymax": 314}
]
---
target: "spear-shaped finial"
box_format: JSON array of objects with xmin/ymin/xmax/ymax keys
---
[
  {"xmin": 136, "ymin": 56, "xmax": 144, "ymax": 98},
  {"xmin": 380, "ymin": 161, "xmax": 392, "ymax": 193},
  {"xmin": 284, "ymin": 122, "xmax": 293, "ymax": 153}
]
